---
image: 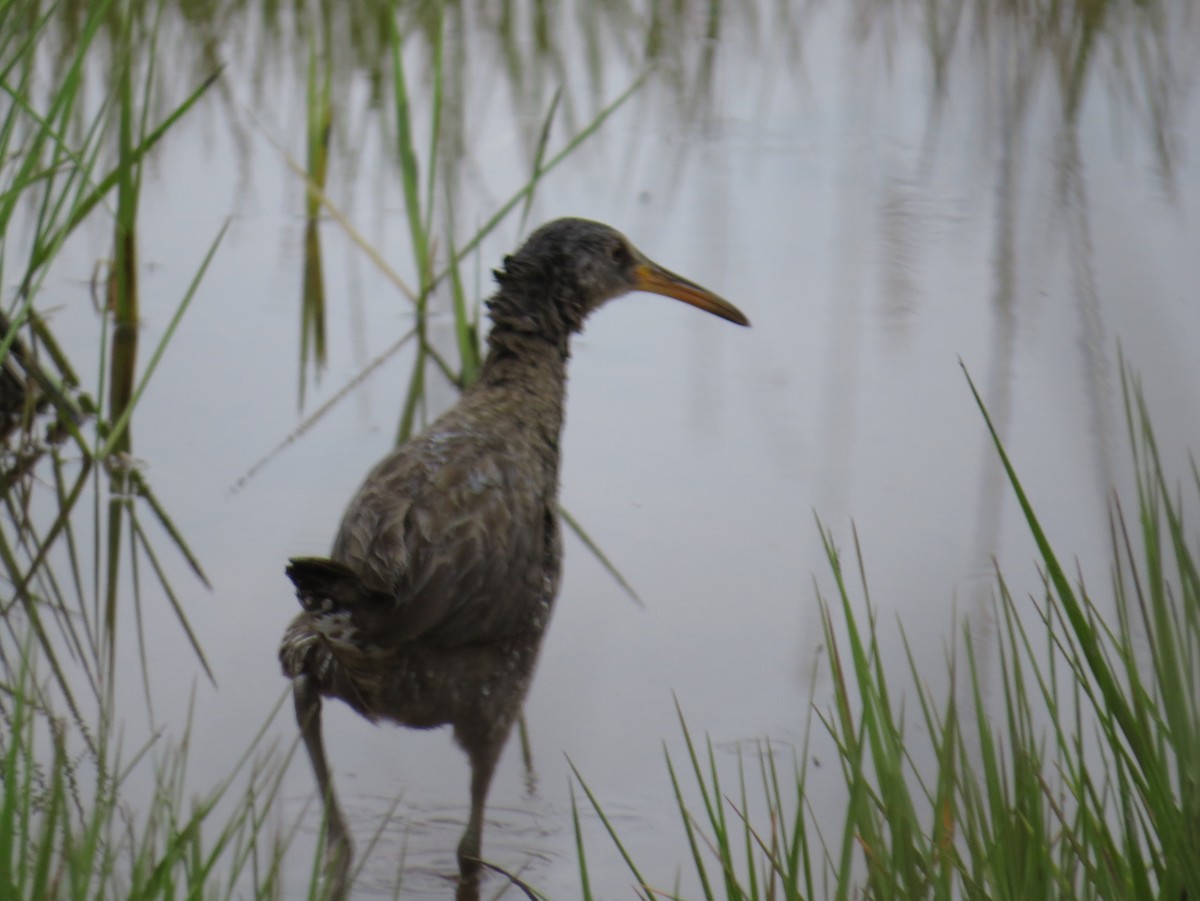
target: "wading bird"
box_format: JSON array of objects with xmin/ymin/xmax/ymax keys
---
[{"xmin": 279, "ymin": 217, "xmax": 749, "ymax": 899}]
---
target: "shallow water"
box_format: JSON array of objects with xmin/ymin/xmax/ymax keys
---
[{"xmin": 12, "ymin": 1, "xmax": 1200, "ymax": 896}]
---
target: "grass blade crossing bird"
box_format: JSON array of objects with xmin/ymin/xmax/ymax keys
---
[{"xmin": 279, "ymin": 217, "xmax": 749, "ymax": 899}]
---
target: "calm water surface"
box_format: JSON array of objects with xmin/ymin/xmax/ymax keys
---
[{"xmin": 24, "ymin": 1, "xmax": 1200, "ymax": 896}]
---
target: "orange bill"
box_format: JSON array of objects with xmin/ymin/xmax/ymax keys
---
[{"xmin": 633, "ymin": 262, "xmax": 750, "ymax": 327}]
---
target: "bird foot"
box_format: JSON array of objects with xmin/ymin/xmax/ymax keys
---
[
  {"xmin": 455, "ymin": 872, "xmax": 482, "ymax": 901},
  {"xmin": 321, "ymin": 832, "xmax": 352, "ymax": 901},
  {"xmin": 456, "ymin": 829, "xmax": 483, "ymax": 900}
]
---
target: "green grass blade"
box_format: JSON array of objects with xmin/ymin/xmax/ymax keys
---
[
  {"xmin": 98, "ymin": 220, "xmax": 228, "ymax": 459},
  {"xmin": 568, "ymin": 757, "xmax": 654, "ymax": 901},
  {"xmin": 29, "ymin": 69, "xmax": 220, "ymax": 279},
  {"xmin": 519, "ymin": 88, "xmax": 562, "ymax": 233},
  {"xmin": 962, "ymin": 363, "xmax": 1151, "ymax": 782},
  {"xmin": 559, "ymin": 505, "xmax": 643, "ymax": 608},
  {"xmin": 570, "ymin": 782, "xmax": 594, "ymax": 901},
  {"xmin": 389, "ymin": 14, "xmax": 429, "ymax": 288}
]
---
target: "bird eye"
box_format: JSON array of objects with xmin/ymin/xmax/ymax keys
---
[{"xmin": 609, "ymin": 242, "xmax": 630, "ymax": 266}]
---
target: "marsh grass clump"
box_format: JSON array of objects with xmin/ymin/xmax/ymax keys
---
[
  {"xmin": 0, "ymin": 639, "xmax": 307, "ymax": 901},
  {"xmin": 574, "ymin": 363, "xmax": 1200, "ymax": 900},
  {"xmin": 0, "ymin": 3, "xmax": 298, "ymax": 898}
]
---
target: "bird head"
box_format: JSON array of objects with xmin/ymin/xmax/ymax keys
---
[{"xmin": 488, "ymin": 218, "xmax": 749, "ymax": 344}]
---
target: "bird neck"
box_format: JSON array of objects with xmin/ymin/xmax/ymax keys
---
[
  {"xmin": 484, "ymin": 276, "xmax": 589, "ymax": 354},
  {"xmin": 478, "ymin": 328, "xmax": 568, "ymax": 391},
  {"xmin": 475, "ymin": 328, "xmax": 570, "ymax": 447},
  {"xmin": 470, "ymin": 282, "xmax": 584, "ymax": 462}
]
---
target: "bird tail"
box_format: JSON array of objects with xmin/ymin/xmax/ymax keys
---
[
  {"xmin": 280, "ymin": 559, "xmax": 380, "ymax": 717},
  {"xmin": 285, "ymin": 557, "xmax": 369, "ymax": 613}
]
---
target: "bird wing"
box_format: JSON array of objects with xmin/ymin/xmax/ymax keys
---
[{"xmin": 329, "ymin": 429, "xmax": 554, "ymax": 648}]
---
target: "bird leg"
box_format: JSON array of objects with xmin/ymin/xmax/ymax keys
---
[
  {"xmin": 294, "ymin": 675, "xmax": 352, "ymax": 900},
  {"xmin": 455, "ymin": 738, "xmax": 504, "ymax": 900}
]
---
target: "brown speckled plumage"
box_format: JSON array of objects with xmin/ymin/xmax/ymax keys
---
[{"xmin": 279, "ymin": 218, "xmax": 748, "ymax": 899}]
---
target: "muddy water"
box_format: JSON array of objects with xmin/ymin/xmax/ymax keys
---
[{"xmin": 28, "ymin": 1, "xmax": 1200, "ymax": 897}]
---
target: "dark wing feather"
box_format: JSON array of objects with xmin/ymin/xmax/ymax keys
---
[{"xmin": 329, "ymin": 427, "xmax": 552, "ymax": 647}]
